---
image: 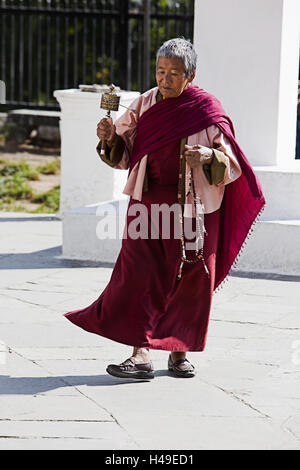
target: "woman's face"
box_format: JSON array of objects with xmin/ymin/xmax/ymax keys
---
[{"xmin": 156, "ymin": 57, "xmax": 195, "ymax": 99}]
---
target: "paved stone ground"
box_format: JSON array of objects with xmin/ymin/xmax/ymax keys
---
[{"xmin": 0, "ymin": 212, "xmax": 299, "ymax": 450}]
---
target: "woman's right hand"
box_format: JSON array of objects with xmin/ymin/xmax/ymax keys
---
[{"xmin": 96, "ymin": 117, "xmax": 116, "ymax": 144}]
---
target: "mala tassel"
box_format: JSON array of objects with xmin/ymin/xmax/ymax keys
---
[
  {"xmin": 203, "ymin": 259, "xmax": 210, "ymax": 277},
  {"xmin": 177, "ymin": 259, "xmax": 184, "ymax": 280}
]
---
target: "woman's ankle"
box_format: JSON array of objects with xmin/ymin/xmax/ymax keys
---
[
  {"xmin": 171, "ymin": 351, "xmax": 186, "ymax": 361},
  {"xmin": 131, "ymin": 347, "xmax": 150, "ymax": 362}
]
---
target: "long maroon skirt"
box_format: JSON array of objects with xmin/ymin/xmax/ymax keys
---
[{"xmin": 64, "ymin": 140, "xmax": 220, "ymax": 351}]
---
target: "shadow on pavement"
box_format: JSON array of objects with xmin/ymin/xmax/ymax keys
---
[
  {"xmin": 0, "ymin": 370, "xmax": 175, "ymax": 393},
  {"xmin": 0, "ymin": 246, "xmax": 115, "ymax": 270},
  {"xmin": 1, "ymin": 246, "xmax": 300, "ymax": 281},
  {"xmin": 231, "ymin": 270, "xmax": 300, "ymax": 282}
]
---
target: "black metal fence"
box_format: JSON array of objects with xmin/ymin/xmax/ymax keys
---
[{"xmin": 0, "ymin": 0, "xmax": 194, "ymax": 110}]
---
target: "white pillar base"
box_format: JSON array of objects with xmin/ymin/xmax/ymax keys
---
[{"xmin": 62, "ymin": 198, "xmax": 128, "ymax": 263}]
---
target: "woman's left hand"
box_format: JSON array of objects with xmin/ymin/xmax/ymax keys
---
[{"xmin": 184, "ymin": 144, "xmax": 214, "ymax": 168}]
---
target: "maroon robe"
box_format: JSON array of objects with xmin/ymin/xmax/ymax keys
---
[{"xmin": 64, "ymin": 85, "xmax": 265, "ymax": 352}]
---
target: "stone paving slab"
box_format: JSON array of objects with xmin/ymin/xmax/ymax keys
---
[
  {"xmin": 0, "ymin": 421, "xmax": 138, "ymax": 450},
  {"xmin": 0, "ymin": 213, "xmax": 299, "ymax": 450},
  {"xmin": 0, "ymin": 394, "xmax": 112, "ymax": 422},
  {"xmin": 0, "ymin": 438, "xmax": 131, "ymax": 450}
]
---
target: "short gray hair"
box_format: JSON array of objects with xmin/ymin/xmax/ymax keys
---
[{"xmin": 156, "ymin": 37, "xmax": 197, "ymax": 79}]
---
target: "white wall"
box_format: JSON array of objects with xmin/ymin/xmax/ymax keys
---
[{"xmin": 193, "ymin": 0, "xmax": 300, "ymax": 166}]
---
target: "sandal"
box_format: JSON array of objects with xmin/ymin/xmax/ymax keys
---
[
  {"xmin": 168, "ymin": 354, "xmax": 196, "ymax": 377},
  {"xmin": 106, "ymin": 358, "xmax": 155, "ymax": 380}
]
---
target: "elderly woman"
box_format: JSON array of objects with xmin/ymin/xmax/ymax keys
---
[{"xmin": 64, "ymin": 38, "xmax": 265, "ymax": 380}]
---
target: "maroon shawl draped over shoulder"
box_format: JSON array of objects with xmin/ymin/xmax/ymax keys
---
[{"xmin": 130, "ymin": 85, "xmax": 266, "ymax": 290}]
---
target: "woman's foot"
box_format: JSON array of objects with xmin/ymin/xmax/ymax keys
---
[
  {"xmin": 168, "ymin": 352, "xmax": 195, "ymax": 378},
  {"xmin": 106, "ymin": 358, "xmax": 154, "ymax": 380},
  {"xmin": 106, "ymin": 347, "xmax": 154, "ymax": 380}
]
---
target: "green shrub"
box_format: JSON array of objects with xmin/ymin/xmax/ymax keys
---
[
  {"xmin": 0, "ymin": 158, "xmax": 60, "ymax": 213},
  {"xmin": 31, "ymin": 185, "xmax": 60, "ymax": 213},
  {"xmin": 36, "ymin": 159, "xmax": 60, "ymax": 175},
  {"xmin": 0, "ymin": 174, "xmax": 34, "ymax": 200},
  {"xmin": 0, "ymin": 160, "xmax": 39, "ymax": 180}
]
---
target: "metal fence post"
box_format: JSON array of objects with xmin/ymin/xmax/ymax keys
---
[
  {"xmin": 143, "ymin": 0, "xmax": 151, "ymax": 92},
  {"xmin": 120, "ymin": 0, "xmax": 130, "ymax": 90}
]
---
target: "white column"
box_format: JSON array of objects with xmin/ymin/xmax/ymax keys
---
[
  {"xmin": 54, "ymin": 88, "xmax": 140, "ymax": 215},
  {"xmin": 193, "ymin": 0, "xmax": 300, "ymax": 167}
]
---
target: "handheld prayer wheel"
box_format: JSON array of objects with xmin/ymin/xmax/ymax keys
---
[
  {"xmin": 99, "ymin": 84, "xmax": 120, "ymax": 156},
  {"xmin": 99, "ymin": 84, "xmax": 137, "ymax": 155}
]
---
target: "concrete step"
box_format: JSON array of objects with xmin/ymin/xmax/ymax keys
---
[
  {"xmin": 235, "ymin": 219, "xmax": 300, "ymax": 276},
  {"xmin": 62, "ymin": 199, "xmax": 300, "ymax": 276},
  {"xmin": 62, "ymin": 199, "xmax": 127, "ymax": 263},
  {"xmin": 255, "ymin": 164, "xmax": 300, "ymax": 220}
]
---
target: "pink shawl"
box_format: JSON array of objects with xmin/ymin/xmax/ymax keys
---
[{"xmin": 130, "ymin": 85, "xmax": 266, "ymax": 290}]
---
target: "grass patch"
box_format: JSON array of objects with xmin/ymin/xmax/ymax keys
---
[
  {"xmin": 0, "ymin": 174, "xmax": 34, "ymax": 200},
  {"xmin": 0, "ymin": 158, "xmax": 60, "ymax": 213},
  {"xmin": 30, "ymin": 185, "xmax": 60, "ymax": 213},
  {"xmin": 36, "ymin": 159, "xmax": 60, "ymax": 175},
  {"xmin": 0, "ymin": 159, "xmax": 40, "ymax": 180},
  {"xmin": 1, "ymin": 203, "xmax": 28, "ymax": 212}
]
